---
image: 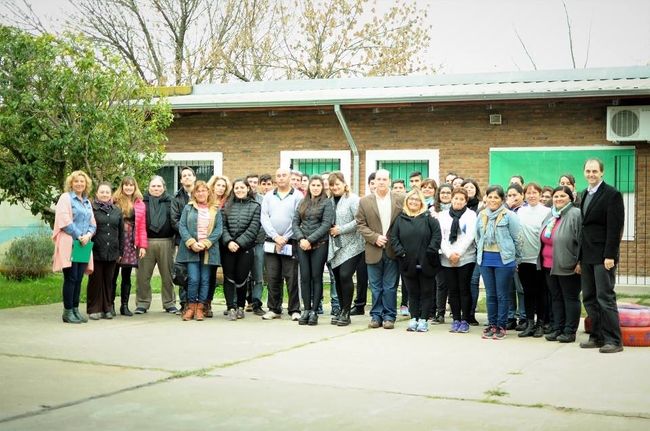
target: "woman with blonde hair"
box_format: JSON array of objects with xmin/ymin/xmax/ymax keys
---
[
  {"xmin": 177, "ymin": 180, "xmax": 223, "ymax": 320},
  {"xmin": 206, "ymin": 174, "xmax": 232, "ymax": 315},
  {"xmin": 112, "ymin": 176, "xmax": 147, "ymax": 316},
  {"xmin": 390, "ymin": 189, "xmax": 442, "ymax": 332},
  {"xmin": 52, "ymin": 170, "xmax": 97, "ymax": 324}
]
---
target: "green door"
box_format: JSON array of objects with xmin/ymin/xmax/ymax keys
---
[{"xmin": 377, "ymin": 160, "xmax": 429, "ymax": 189}]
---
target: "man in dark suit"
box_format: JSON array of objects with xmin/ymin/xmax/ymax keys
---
[
  {"xmin": 579, "ymin": 158, "xmax": 625, "ymax": 353},
  {"xmin": 355, "ymin": 169, "xmax": 405, "ymax": 329}
]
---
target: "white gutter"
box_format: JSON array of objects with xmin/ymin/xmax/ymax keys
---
[{"xmin": 334, "ymin": 104, "xmax": 360, "ymax": 195}]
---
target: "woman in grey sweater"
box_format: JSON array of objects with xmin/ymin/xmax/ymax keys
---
[{"xmin": 539, "ymin": 186, "xmax": 582, "ymax": 343}]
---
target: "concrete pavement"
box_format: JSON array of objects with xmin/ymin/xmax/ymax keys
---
[{"xmin": 0, "ymin": 296, "xmax": 649, "ymax": 430}]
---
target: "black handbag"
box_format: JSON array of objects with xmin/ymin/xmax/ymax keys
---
[{"xmin": 172, "ymin": 262, "xmax": 188, "ymax": 287}]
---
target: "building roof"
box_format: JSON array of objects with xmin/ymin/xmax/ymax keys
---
[{"xmin": 168, "ymin": 66, "xmax": 650, "ymax": 111}]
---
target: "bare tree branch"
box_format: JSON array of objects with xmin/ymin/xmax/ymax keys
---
[
  {"xmin": 514, "ymin": 26, "xmax": 537, "ymax": 70},
  {"xmin": 562, "ymin": 0, "xmax": 576, "ymax": 69}
]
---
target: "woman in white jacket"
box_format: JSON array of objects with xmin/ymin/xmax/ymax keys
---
[{"xmin": 439, "ymin": 188, "xmax": 477, "ymax": 333}]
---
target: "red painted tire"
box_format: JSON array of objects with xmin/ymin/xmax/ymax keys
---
[
  {"xmin": 584, "ymin": 316, "xmax": 592, "ymax": 334},
  {"xmin": 622, "ymin": 326, "xmax": 650, "ymax": 347},
  {"xmin": 618, "ymin": 303, "xmax": 650, "ymax": 327}
]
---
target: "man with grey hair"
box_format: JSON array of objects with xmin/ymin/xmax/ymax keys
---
[
  {"xmin": 260, "ymin": 167, "xmax": 303, "ymax": 320},
  {"xmin": 135, "ymin": 175, "xmax": 177, "ymax": 314},
  {"xmin": 355, "ymin": 169, "xmax": 405, "ymax": 329}
]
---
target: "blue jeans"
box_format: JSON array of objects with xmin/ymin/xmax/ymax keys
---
[
  {"xmin": 187, "ymin": 259, "xmax": 212, "ymax": 303},
  {"xmin": 367, "ymin": 252, "xmax": 399, "ymax": 322},
  {"xmin": 480, "ymin": 264, "xmax": 515, "ymax": 328},
  {"xmin": 250, "ymin": 243, "xmax": 265, "ymax": 307},
  {"xmin": 508, "ymin": 272, "xmax": 526, "ymax": 321},
  {"xmin": 470, "ymin": 263, "xmax": 480, "ymax": 316},
  {"xmin": 328, "ymin": 263, "xmax": 339, "ymax": 310},
  {"xmin": 62, "ymin": 262, "xmax": 88, "ymax": 309}
]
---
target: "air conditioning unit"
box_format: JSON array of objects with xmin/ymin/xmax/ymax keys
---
[{"xmin": 606, "ymin": 106, "xmax": 650, "ymax": 142}]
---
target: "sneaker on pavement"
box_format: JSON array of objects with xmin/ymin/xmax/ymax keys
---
[
  {"xmin": 253, "ymin": 307, "xmax": 266, "ymax": 316},
  {"xmin": 494, "ymin": 327, "xmax": 507, "ymax": 340},
  {"xmin": 449, "ymin": 320, "xmax": 461, "ymax": 333},
  {"xmin": 291, "ymin": 312, "xmax": 301, "ymax": 321},
  {"xmin": 406, "ymin": 318, "xmax": 418, "ymax": 332},
  {"xmin": 399, "ymin": 305, "xmax": 410, "ymax": 316},
  {"xmin": 382, "ymin": 320, "xmax": 395, "ymax": 329},
  {"xmin": 482, "ymin": 325, "xmax": 496, "ymax": 339},
  {"xmin": 244, "ymin": 304, "xmax": 253, "ymax": 312},
  {"xmin": 227, "ymin": 309, "xmax": 237, "ymax": 321},
  {"xmin": 416, "ymin": 319, "xmax": 429, "ymax": 332},
  {"xmin": 236, "ymin": 307, "xmax": 245, "ymax": 319},
  {"xmin": 262, "ymin": 310, "xmax": 280, "ymax": 320},
  {"xmin": 165, "ymin": 306, "xmax": 179, "ymax": 314},
  {"xmin": 368, "ymin": 319, "xmax": 381, "ymax": 329},
  {"xmin": 134, "ymin": 307, "xmax": 147, "ymax": 314},
  {"xmin": 458, "ymin": 320, "xmax": 470, "ymax": 333}
]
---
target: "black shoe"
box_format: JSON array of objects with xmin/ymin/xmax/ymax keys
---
[
  {"xmin": 518, "ymin": 320, "xmax": 536, "ymax": 338},
  {"xmin": 532, "ymin": 323, "xmax": 545, "ymax": 338},
  {"xmin": 467, "ymin": 316, "xmax": 480, "ymax": 326},
  {"xmin": 515, "ymin": 320, "xmax": 527, "ymax": 331},
  {"xmin": 330, "ymin": 311, "xmax": 340, "ymax": 325},
  {"xmin": 543, "ymin": 323, "xmax": 553, "ymax": 334},
  {"xmin": 506, "ymin": 319, "xmax": 517, "ymax": 330},
  {"xmin": 308, "ymin": 310, "xmax": 318, "ymax": 326},
  {"xmin": 253, "ymin": 307, "xmax": 266, "ymax": 316},
  {"xmin": 580, "ymin": 339, "xmax": 604, "ymax": 349},
  {"xmin": 298, "ymin": 310, "xmax": 310, "ymax": 325},
  {"xmin": 134, "ymin": 307, "xmax": 147, "ymax": 314},
  {"xmin": 557, "ymin": 333, "xmax": 576, "ymax": 343},
  {"xmin": 350, "ymin": 307, "xmax": 365, "ymax": 316},
  {"xmin": 545, "ymin": 330, "xmax": 561, "ymax": 341},
  {"xmin": 62, "ymin": 309, "xmax": 82, "ymax": 324},
  {"xmin": 73, "ymin": 307, "xmax": 88, "ymax": 323},
  {"xmin": 120, "ymin": 304, "xmax": 133, "ymax": 316},
  {"xmin": 599, "ymin": 344, "xmax": 624, "ymax": 353},
  {"xmin": 331, "ymin": 306, "xmax": 341, "ymax": 316},
  {"xmin": 337, "ymin": 310, "xmax": 351, "ymax": 326},
  {"xmin": 165, "ymin": 306, "xmax": 180, "ymax": 314}
]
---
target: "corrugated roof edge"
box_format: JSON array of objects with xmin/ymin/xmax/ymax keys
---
[{"xmin": 190, "ymin": 66, "xmax": 650, "ymax": 96}]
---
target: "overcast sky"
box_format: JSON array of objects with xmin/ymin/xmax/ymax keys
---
[{"xmin": 15, "ymin": 0, "xmax": 650, "ymax": 75}]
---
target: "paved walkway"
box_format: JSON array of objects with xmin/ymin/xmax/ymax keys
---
[{"xmin": 0, "ymin": 297, "xmax": 649, "ymax": 430}]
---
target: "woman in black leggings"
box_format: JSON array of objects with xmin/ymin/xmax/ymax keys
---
[
  {"xmin": 293, "ymin": 175, "xmax": 334, "ymax": 326},
  {"xmin": 221, "ymin": 179, "xmax": 261, "ymax": 321}
]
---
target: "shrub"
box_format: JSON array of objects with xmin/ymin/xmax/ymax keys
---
[{"xmin": 1, "ymin": 232, "xmax": 53, "ymax": 281}]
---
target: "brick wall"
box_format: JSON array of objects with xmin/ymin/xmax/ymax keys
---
[{"xmin": 165, "ymin": 99, "xmax": 650, "ymax": 278}]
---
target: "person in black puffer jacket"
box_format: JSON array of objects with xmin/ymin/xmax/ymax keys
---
[
  {"xmin": 391, "ymin": 188, "xmax": 442, "ymax": 333},
  {"xmin": 87, "ymin": 182, "xmax": 124, "ymax": 320},
  {"xmin": 292, "ymin": 175, "xmax": 335, "ymax": 326},
  {"xmin": 221, "ymin": 178, "xmax": 261, "ymax": 320}
]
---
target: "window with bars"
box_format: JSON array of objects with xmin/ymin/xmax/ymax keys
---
[
  {"xmin": 377, "ymin": 160, "xmax": 429, "ymax": 189},
  {"xmin": 291, "ymin": 158, "xmax": 341, "ymax": 177},
  {"xmin": 157, "ymin": 160, "xmax": 215, "ymax": 194}
]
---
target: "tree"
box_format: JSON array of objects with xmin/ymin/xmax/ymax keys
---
[
  {"xmin": 1, "ymin": 0, "xmax": 432, "ymax": 83},
  {"xmin": 0, "ymin": 26, "xmax": 173, "ymax": 225}
]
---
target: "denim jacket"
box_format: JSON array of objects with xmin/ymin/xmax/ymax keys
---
[
  {"xmin": 176, "ymin": 203, "xmax": 223, "ymax": 266},
  {"xmin": 475, "ymin": 207, "xmax": 523, "ymax": 266}
]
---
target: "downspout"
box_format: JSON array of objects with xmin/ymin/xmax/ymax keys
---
[{"xmin": 334, "ymin": 104, "xmax": 360, "ymax": 195}]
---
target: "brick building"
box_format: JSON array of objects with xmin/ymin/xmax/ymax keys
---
[{"xmin": 162, "ymin": 66, "xmax": 650, "ymax": 280}]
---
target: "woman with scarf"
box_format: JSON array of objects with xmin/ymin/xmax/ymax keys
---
[
  {"xmin": 476, "ymin": 185, "xmax": 522, "ymax": 340},
  {"xmin": 135, "ymin": 176, "xmax": 178, "ymax": 314},
  {"xmin": 462, "ymin": 179, "xmax": 482, "ymax": 213},
  {"xmin": 112, "ymin": 177, "xmax": 147, "ymax": 316},
  {"xmin": 178, "ymin": 181, "xmax": 223, "ymax": 321},
  {"xmin": 540, "ymin": 186, "xmax": 582, "ymax": 343},
  {"xmin": 293, "ymin": 175, "xmax": 334, "ymax": 326},
  {"xmin": 52, "ymin": 170, "xmax": 97, "ymax": 324},
  {"xmin": 221, "ymin": 179, "xmax": 260, "ymax": 321},
  {"xmin": 87, "ymin": 182, "xmax": 124, "ymax": 320},
  {"xmin": 439, "ymin": 188, "xmax": 477, "ymax": 333},
  {"xmin": 430, "ymin": 182, "xmax": 453, "ymax": 324},
  {"xmin": 517, "ymin": 183, "xmax": 551, "ymax": 338},
  {"xmin": 421, "ymin": 178, "xmax": 437, "ymax": 210},
  {"xmin": 391, "ymin": 189, "xmax": 441, "ymax": 332}
]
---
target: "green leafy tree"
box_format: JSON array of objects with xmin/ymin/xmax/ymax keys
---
[{"xmin": 0, "ymin": 25, "xmax": 173, "ymax": 226}]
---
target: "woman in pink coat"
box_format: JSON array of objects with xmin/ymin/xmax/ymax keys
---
[
  {"xmin": 112, "ymin": 177, "xmax": 148, "ymax": 316},
  {"xmin": 52, "ymin": 170, "xmax": 97, "ymax": 324}
]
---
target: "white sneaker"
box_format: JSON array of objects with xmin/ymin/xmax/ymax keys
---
[
  {"xmin": 291, "ymin": 312, "xmax": 301, "ymax": 321},
  {"xmin": 262, "ymin": 310, "xmax": 280, "ymax": 320}
]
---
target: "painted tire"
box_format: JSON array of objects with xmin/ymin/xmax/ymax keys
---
[
  {"xmin": 584, "ymin": 316, "xmax": 592, "ymax": 334},
  {"xmin": 618, "ymin": 303, "xmax": 650, "ymax": 327},
  {"xmin": 622, "ymin": 326, "xmax": 650, "ymax": 347}
]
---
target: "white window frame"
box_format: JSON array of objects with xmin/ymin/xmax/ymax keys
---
[
  {"xmin": 280, "ymin": 150, "xmax": 351, "ymax": 183},
  {"xmin": 163, "ymin": 152, "xmax": 223, "ymax": 193},
  {"xmin": 365, "ymin": 149, "xmax": 440, "ymax": 195}
]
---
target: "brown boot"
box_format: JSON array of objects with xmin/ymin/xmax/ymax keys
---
[
  {"xmin": 195, "ymin": 303, "xmax": 205, "ymax": 321},
  {"xmin": 204, "ymin": 302, "xmax": 213, "ymax": 318},
  {"xmin": 182, "ymin": 303, "xmax": 196, "ymax": 321}
]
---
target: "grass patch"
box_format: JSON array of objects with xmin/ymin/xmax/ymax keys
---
[
  {"xmin": 484, "ymin": 388, "xmax": 509, "ymax": 398},
  {"xmin": 507, "ymin": 371, "xmax": 523, "ymax": 375}
]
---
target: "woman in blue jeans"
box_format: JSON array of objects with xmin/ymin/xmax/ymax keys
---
[
  {"xmin": 475, "ymin": 185, "xmax": 522, "ymax": 340},
  {"xmin": 177, "ymin": 181, "xmax": 223, "ymax": 321},
  {"xmin": 293, "ymin": 175, "xmax": 334, "ymax": 326}
]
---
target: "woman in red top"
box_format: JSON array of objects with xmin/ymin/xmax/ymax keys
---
[{"xmin": 112, "ymin": 177, "xmax": 147, "ymax": 316}]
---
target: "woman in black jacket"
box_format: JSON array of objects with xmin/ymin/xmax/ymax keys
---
[
  {"xmin": 293, "ymin": 175, "xmax": 335, "ymax": 326},
  {"xmin": 391, "ymin": 188, "xmax": 441, "ymax": 332},
  {"xmin": 221, "ymin": 178, "xmax": 261, "ymax": 321},
  {"xmin": 87, "ymin": 182, "xmax": 124, "ymax": 320}
]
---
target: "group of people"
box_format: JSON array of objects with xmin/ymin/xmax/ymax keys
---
[{"xmin": 52, "ymin": 158, "xmax": 626, "ymax": 353}]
